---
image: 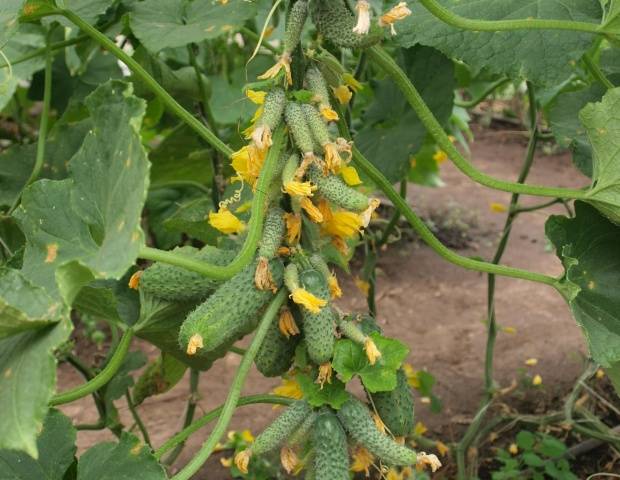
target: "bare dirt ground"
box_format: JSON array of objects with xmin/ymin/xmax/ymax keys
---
[{"xmin": 57, "ymin": 127, "xmax": 591, "ymax": 478}]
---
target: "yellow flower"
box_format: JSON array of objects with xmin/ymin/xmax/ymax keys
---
[
  {"xmin": 502, "ymin": 326, "xmax": 517, "ymax": 334},
  {"xmin": 242, "ymin": 123, "xmax": 254, "ymax": 139},
  {"xmin": 332, "ymin": 85, "xmax": 353, "ymax": 105},
  {"xmin": 252, "ymin": 125, "xmax": 272, "ymax": 150},
  {"xmin": 403, "ymin": 363, "xmax": 421, "ymax": 389},
  {"xmin": 354, "ymin": 277, "xmax": 370, "ymax": 296},
  {"xmin": 300, "ymin": 197, "xmax": 324, "ymax": 223},
  {"xmin": 379, "ymin": 2, "xmax": 412, "ymax": 35},
  {"xmin": 291, "ymin": 288, "xmax": 327, "ymax": 313},
  {"xmin": 323, "ymin": 211, "xmax": 362, "ymax": 238},
  {"xmin": 343, "ymin": 73, "xmax": 363, "ymax": 92},
  {"xmin": 280, "ymin": 446, "xmax": 300, "ymax": 474},
  {"xmin": 364, "ymin": 337, "xmax": 382, "ymax": 365},
  {"xmin": 317, "ymin": 362, "xmax": 333, "ymax": 388},
  {"xmin": 251, "ymin": 105, "xmax": 264, "ymax": 124},
  {"xmin": 246, "ymin": 89, "xmax": 266, "ymax": 105},
  {"xmin": 278, "ymin": 308, "xmax": 300, "ymax": 338},
  {"xmin": 209, "ymin": 207, "xmax": 246, "ymax": 234},
  {"xmin": 414, "ymin": 421, "xmax": 428, "ymax": 436},
  {"xmin": 324, "ymin": 142, "xmax": 344, "ymax": 173},
  {"xmin": 436, "ymin": 440, "xmax": 449, "ymax": 457},
  {"xmin": 433, "ymin": 149, "xmax": 448, "ymax": 164},
  {"xmin": 352, "ymin": 0, "xmax": 371, "ymax": 35},
  {"xmin": 532, "ymin": 374, "xmax": 542, "ymax": 386},
  {"xmin": 509, "ymin": 443, "xmax": 518, "ymax": 455},
  {"xmin": 220, "ymin": 457, "xmax": 232, "ymax": 468},
  {"xmin": 284, "ymin": 212, "xmax": 302, "ymax": 244},
  {"xmin": 254, "ymin": 256, "xmax": 277, "ymax": 292},
  {"xmin": 416, "ymin": 452, "xmax": 442, "ymax": 472},
  {"xmin": 284, "ymin": 180, "xmax": 317, "ymax": 197},
  {"xmin": 186, "ymin": 333, "xmax": 203, "ymax": 355},
  {"xmin": 525, "ymin": 358, "xmax": 538, "ymax": 366},
  {"xmin": 340, "ymin": 165, "xmax": 362, "ymax": 186},
  {"xmin": 360, "ymin": 198, "xmax": 380, "ymax": 228},
  {"xmin": 231, "ymin": 144, "xmax": 266, "ymax": 186},
  {"xmin": 320, "ymin": 105, "xmax": 339, "ymax": 122},
  {"xmin": 258, "ymin": 53, "xmax": 292, "ymax": 85},
  {"xmin": 328, "ymin": 274, "xmax": 343, "ymax": 299},
  {"xmin": 331, "ymin": 236, "xmax": 349, "ymax": 256},
  {"xmin": 386, "ymin": 468, "xmax": 403, "ymax": 480},
  {"xmin": 128, "ymin": 271, "xmax": 142, "ymax": 290},
  {"xmin": 234, "ymin": 450, "xmax": 251, "ymax": 474},
  {"xmin": 596, "ymin": 368, "xmax": 606, "ymax": 379},
  {"xmin": 350, "ymin": 445, "xmax": 374, "ymax": 475},
  {"xmin": 240, "ymin": 430, "xmax": 255, "ymax": 443},
  {"xmin": 490, "ymin": 202, "xmax": 508, "ymax": 213},
  {"xmin": 272, "ymin": 376, "xmax": 303, "ymax": 400}
]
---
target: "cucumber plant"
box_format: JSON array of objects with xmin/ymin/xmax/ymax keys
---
[{"xmin": 1, "ymin": 0, "xmax": 620, "ymax": 479}]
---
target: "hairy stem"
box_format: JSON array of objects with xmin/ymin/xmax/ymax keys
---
[
  {"xmin": 367, "ymin": 46, "xmax": 589, "ymax": 200},
  {"xmin": 49, "ymin": 329, "xmax": 134, "ymax": 406},
  {"xmin": 171, "ymin": 290, "xmax": 287, "ymax": 479}
]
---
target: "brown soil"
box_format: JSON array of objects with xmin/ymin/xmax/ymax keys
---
[{"xmin": 57, "ymin": 128, "xmax": 592, "ymax": 478}]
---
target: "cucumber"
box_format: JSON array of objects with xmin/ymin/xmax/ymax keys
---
[
  {"xmin": 301, "ymin": 103, "xmax": 330, "ymax": 146},
  {"xmin": 305, "ymin": 67, "xmax": 331, "ymax": 108},
  {"xmin": 253, "ymin": 88, "xmax": 287, "ymax": 149},
  {"xmin": 312, "ymin": 410, "xmax": 349, "ymax": 480},
  {"xmin": 253, "ymin": 401, "xmax": 313, "ymax": 456},
  {"xmin": 140, "ymin": 245, "xmax": 236, "ymax": 302},
  {"xmin": 370, "ymin": 369, "xmax": 415, "ymax": 438},
  {"xmin": 310, "ymin": 0, "xmax": 383, "ymax": 49},
  {"xmin": 178, "ymin": 258, "xmax": 284, "ymax": 356},
  {"xmin": 337, "ymin": 396, "xmax": 417, "ymax": 466},
  {"xmin": 299, "ymin": 267, "xmax": 335, "ymax": 366},
  {"xmin": 258, "ymin": 207, "xmax": 286, "ymax": 260},
  {"xmin": 284, "ymin": 0, "xmax": 309, "ymax": 55},
  {"xmin": 254, "ymin": 309, "xmax": 300, "ymax": 377},
  {"xmin": 308, "ymin": 164, "xmax": 369, "ymax": 212},
  {"xmin": 285, "ymin": 102, "xmax": 315, "ymax": 155}
]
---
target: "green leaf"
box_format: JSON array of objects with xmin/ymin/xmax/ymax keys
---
[
  {"xmin": 102, "ymin": 351, "xmax": 146, "ymax": 427},
  {"xmin": 538, "ymin": 436, "xmax": 567, "ymax": 458},
  {"xmin": 73, "ymin": 275, "xmax": 140, "ymax": 326},
  {"xmin": 130, "ymin": 0, "xmax": 257, "ymax": 53},
  {"xmin": 546, "ymin": 202, "xmax": 620, "ymax": 367},
  {"xmin": 296, "ymin": 372, "xmax": 349, "ymax": 409},
  {"xmin": 132, "ymin": 353, "xmax": 187, "ymax": 405},
  {"xmin": 356, "ymin": 45, "xmax": 454, "ymax": 183},
  {"xmin": 77, "ymin": 432, "xmax": 166, "ymax": 480},
  {"xmin": 14, "ymin": 80, "xmax": 149, "ymax": 300},
  {"xmin": 0, "ymin": 268, "xmax": 64, "ymax": 339},
  {"xmin": 0, "ymin": 319, "xmax": 72, "ymax": 457},
  {"xmin": 0, "ymin": 409, "xmax": 76, "ymax": 479},
  {"xmin": 581, "ymin": 87, "xmax": 620, "ymax": 223},
  {"xmin": 162, "ymin": 196, "xmax": 220, "ymax": 244},
  {"xmin": 516, "ymin": 430, "xmax": 536, "ymax": 450},
  {"xmin": 547, "ymin": 84, "xmax": 605, "ymax": 177},
  {"xmin": 332, "ymin": 332, "xmax": 409, "ymax": 393},
  {"xmin": 0, "ymin": 0, "xmax": 25, "ymax": 47},
  {"xmin": 397, "ymin": 0, "xmax": 602, "ymax": 86},
  {"xmin": 408, "ymin": 139, "xmax": 444, "ymax": 187},
  {"xmin": 522, "ymin": 452, "xmax": 545, "ymax": 467}
]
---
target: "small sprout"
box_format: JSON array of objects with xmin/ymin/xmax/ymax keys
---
[{"xmin": 186, "ymin": 334, "xmax": 203, "ymax": 355}]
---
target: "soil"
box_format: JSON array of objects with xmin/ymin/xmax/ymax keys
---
[{"xmin": 57, "ymin": 127, "xmax": 594, "ymax": 478}]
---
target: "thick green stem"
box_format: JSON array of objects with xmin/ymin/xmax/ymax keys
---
[
  {"xmin": 417, "ymin": 0, "xmax": 606, "ymax": 35},
  {"xmin": 139, "ymin": 126, "xmax": 286, "ymax": 280},
  {"xmin": 154, "ymin": 394, "xmax": 293, "ymax": 459},
  {"xmin": 367, "ymin": 46, "xmax": 589, "ymax": 200},
  {"xmin": 171, "ymin": 290, "xmax": 287, "ymax": 480},
  {"xmin": 583, "ymin": 53, "xmax": 615, "ymax": 90},
  {"xmin": 49, "ymin": 329, "xmax": 134, "ymax": 406},
  {"xmin": 57, "ymin": 8, "xmax": 232, "ymax": 158}
]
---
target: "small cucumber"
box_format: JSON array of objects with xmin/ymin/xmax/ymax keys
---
[
  {"xmin": 258, "ymin": 206, "xmax": 286, "ymax": 260},
  {"xmin": 253, "ymin": 401, "xmax": 313, "ymax": 456},
  {"xmin": 311, "ymin": 0, "xmax": 383, "ymax": 49},
  {"xmin": 285, "ymin": 102, "xmax": 315, "ymax": 154},
  {"xmin": 284, "ymin": 0, "xmax": 309, "ymax": 54},
  {"xmin": 301, "ymin": 103, "xmax": 330, "ymax": 146},
  {"xmin": 299, "ymin": 268, "xmax": 335, "ymax": 365},
  {"xmin": 337, "ymin": 396, "xmax": 417, "ymax": 466},
  {"xmin": 308, "ymin": 164, "xmax": 369, "ymax": 212},
  {"xmin": 140, "ymin": 245, "xmax": 237, "ymax": 302},
  {"xmin": 254, "ymin": 309, "xmax": 300, "ymax": 377},
  {"xmin": 370, "ymin": 368, "xmax": 415, "ymax": 438},
  {"xmin": 312, "ymin": 410, "xmax": 349, "ymax": 480},
  {"xmin": 260, "ymin": 87, "xmax": 287, "ymax": 131},
  {"xmin": 178, "ymin": 258, "xmax": 284, "ymax": 355}
]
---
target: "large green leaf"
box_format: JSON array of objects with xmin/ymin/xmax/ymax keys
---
[
  {"xmin": 581, "ymin": 87, "xmax": 620, "ymax": 223},
  {"xmin": 77, "ymin": 432, "xmax": 166, "ymax": 480},
  {"xmin": 0, "ymin": 410, "xmax": 76, "ymax": 479},
  {"xmin": 0, "ymin": 268, "xmax": 64, "ymax": 339},
  {"xmin": 73, "ymin": 275, "xmax": 140, "ymax": 325},
  {"xmin": 546, "ymin": 202, "xmax": 620, "ymax": 367},
  {"xmin": 0, "ymin": 320, "xmax": 72, "ymax": 457},
  {"xmin": 130, "ymin": 0, "xmax": 257, "ymax": 53},
  {"xmin": 0, "ymin": 0, "xmax": 24, "ymax": 47},
  {"xmin": 397, "ymin": 0, "xmax": 602, "ymax": 86},
  {"xmin": 356, "ymin": 45, "xmax": 455, "ymax": 183},
  {"xmin": 14, "ymin": 80, "xmax": 149, "ymax": 300}
]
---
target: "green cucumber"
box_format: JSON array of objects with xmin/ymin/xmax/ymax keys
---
[
  {"xmin": 370, "ymin": 369, "xmax": 415, "ymax": 437},
  {"xmin": 310, "ymin": 0, "xmax": 383, "ymax": 49},
  {"xmin": 253, "ymin": 401, "xmax": 313, "ymax": 456},
  {"xmin": 284, "ymin": 0, "xmax": 309, "ymax": 54},
  {"xmin": 337, "ymin": 396, "xmax": 417, "ymax": 466},
  {"xmin": 140, "ymin": 245, "xmax": 236, "ymax": 302},
  {"xmin": 258, "ymin": 206, "xmax": 286, "ymax": 260},
  {"xmin": 301, "ymin": 103, "xmax": 330, "ymax": 146},
  {"xmin": 260, "ymin": 87, "xmax": 286, "ymax": 131},
  {"xmin": 305, "ymin": 67, "xmax": 332, "ymax": 108},
  {"xmin": 312, "ymin": 410, "xmax": 349, "ymax": 480},
  {"xmin": 308, "ymin": 164, "xmax": 369, "ymax": 212},
  {"xmin": 178, "ymin": 258, "xmax": 284, "ymax": 355},
  {"xmin": 254, "ymin": 309, "xmax": 300, "ymax": 377},
  {"xmin": 285, "ymin": 102, "xmax": 315, "ymax": 154},
  {"xmin": 299, "ymin": 267, "xmax": 335, "ymax": 365}
]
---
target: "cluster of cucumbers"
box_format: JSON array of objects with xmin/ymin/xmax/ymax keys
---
[{"xmin": 134, "ymin": 1, "xmax": 419, "ymax": 477}]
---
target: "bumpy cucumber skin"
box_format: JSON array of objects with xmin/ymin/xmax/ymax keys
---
[
  {"xmin": 313, "ymin": 410, "xmax": 349, "ymax": 480},
  {"xmin": 254, "ymin": 311, "xmax": 300, "ymax": 377},
  {"xmin": 284, "ymin": 0, "xmax": 309, "ymax": 53},
  {"xmin": 285, "ymin": 102, "xmax": 315, "ymax": 154},
  {"xmin": 311, "ymin": 0, "xmax": 383, "ymax": 49},
  {"xmin": 253, "ymin": 401, "xmax": 313, "ymax": 456},
  {"xmin": 178, "ymin": 259, "xmax": 284, "ymax": 354},
  {"xmin": 308, "ymin": 164, "xmax": 369, "ymax": 212},
  {"xmin": 370, "ymin": 369, "xmax": 415, "ymax": 437},
  {"xmin": 299, "ymin": 268, "xmax": 335, "ymax": 365},
  {"xmin": 282, "ymin": 153, "xmax": 301, "ymax": 184},
  {"xmin": 301, "ymin": 103, "xmax": 330, "ymax": 145},
  {"xmin": 140, "ymin": 246, "xmax": 236, "ymax": 302},
  {"xmin": 258, "ymin": 207, "xmax": 286, "ymax": 259},
  {"xmin": 259, "ymin": 87, "xmax": 286, "ymax": 131},
  {"xmin": 305, "ymin": 67, "xmax": 331, "ymax": 107},
  {"xmin": 337, "ymin": 396, "xmax": 417, "ymax": 466}
]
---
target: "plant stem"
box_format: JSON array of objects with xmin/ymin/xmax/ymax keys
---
[
  {"xmin": 0, "ymin": 35, "xmax": 87, "ymax": 70},
  {"xmin": 138, "ymin": 126, "xmax": 286, "ymax": 280},
  {"xmin": 512, "ymin": 198, "xmax": 562, "ymax": 214},
  {"xmin": 240, "ymin": 27, "xmax": 280, "ymax": 55},
  {"xmin": 367, "ymin": 46, "xmax": 589, "ymax": 200},
  {"xmin": 171, "ymin": 290, "xmax": 287, "ymax": 479},
  {"xmin": 9, "ymin": 35, "xmax": 53, "ymax": 213},
  {"xmin": 417, "ymin": 0, "xmax": 606, "ymax": 35},
  {"xmin": 455, "ymin": 78, "xmax": 511, "ymax": 109},
  {"xmin": 126, "ymin": 389, "xmax": 151, "ymax": 446},
  {"xmin": 49, "ymin": 329, "xmax": 134, "ymax": 406},
  {"xmin": 583, "ymin": 53, "xmax": 615, "ymax": 90},
  {"xmin": 57, "ymin": 8, "xmax": 233, "ymax": 158},
  {"xmin": 376, "ymin": 179, "xmax": 407, "ymax": 249},
  {"xmin": 155, "ymin": 394, "xmax": 293, "ymax": 460}
]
